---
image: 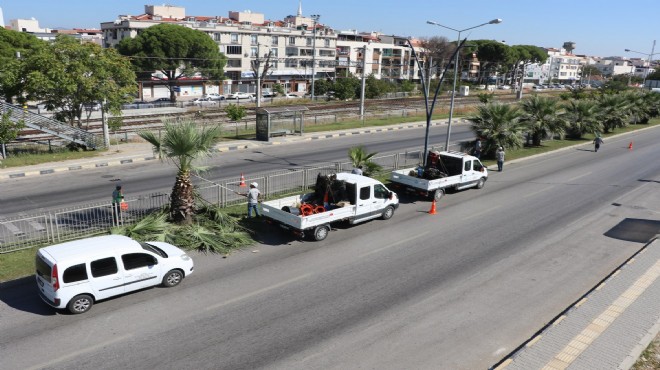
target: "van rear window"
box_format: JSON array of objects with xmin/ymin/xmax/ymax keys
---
[{"xmin": 35, "ymin": 254, "xmax": 52, "ymax": 283}]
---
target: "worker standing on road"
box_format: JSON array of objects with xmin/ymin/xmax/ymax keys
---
[
  {"xmin": 239, "ymin": 182, "xmax": 262, "ymax": 218},
  {"xmin": 474, "ymin": 138, "xmax": 482, "ymax": 159},
  {"xmin": 111, "ymin": 185, "xmax": 124, "ymax": 224},
  {"xmin": 593, "ymin": 136, "xmax": 604, "ymax": 152},
  {"xmin": 496, "ymin": 146, "xmax": 505, "ymax": 172}
]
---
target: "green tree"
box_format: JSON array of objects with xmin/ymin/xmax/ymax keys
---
[
  {"xmin": 597, "ymin": 94, "xmax": 631, "ymax": 133},
  {"xmin": 22, "ymin": 35, "xmax": 136, "ymax": 127},
  {"xmin": 520, "ymin": 95, "xmax": 567, "ymax": 145},
  {"xmin": 581, "ymin": 65, "xmax": 602, "ymax": 79},
  {"xmin": 477, "ymin": 92, "xmax": 495, "ymax": 104},
  {"xmin": 348, "ymin": 145, "xmax": 381, "ymax": 176},
  {"xmin": 0, "ymin": 112, "xmax": 25, "ymax": 158},
  {"xmin": 224, "ymin": 104, "xmax": 247, "ymax": 122},
  {"xmin": 470, "ymin": 40, "xmax": 512, "ymax": 85},
  {"xmin": 118, "ymin": 24, "xmax": 226, "ymax": 102},
  {"xmin": 332, "ymin": 75, "xmax": 360, "ymax": 100},
  {"xmin": 468, "ymin": 103, "xmax": 526, "ymax": 156},
  {"xmin": 400, "ymin": 79, "xmax": 415, "ymax": 93},
  {"xmin": 0, "ymin": 28, "xmax": 46, "ymax": 103},
  {"xmin": 312, "ymin": 78, "xmax": 331, "ymax": 96},
  {"xmin": 138, "ymin": 121, "xmax": 222, "ymax": 224},
  {"xmin": 563, "ymin": 99, "xmax": 601, "ymax": 139},
  {"xmin": 273, "ymin": 83, "xmax": 285, "ymax": 96}
]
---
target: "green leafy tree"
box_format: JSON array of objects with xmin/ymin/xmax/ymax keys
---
[
  {"xmin": 332, "ymin": 75, "xmax": 360, "ymax": 100},
  {"xmin": 224, "ymin": 104, "xmax": 247, "ymax": 122},
  {"xmin": 468, "ymin": 103, "xmax": 526, "ymax": 156},
  {"xmin": 400, "ymin": 79, "xmax": 415, "ymax": 93},
  {"xmin": 0, "ymin": 112, "xmax": 25, "ymax": 158},
  {"xmin": 581, "ymin": 65, "xmax": 602, "ymax": 79},
  {"xmin": 563, "ymin": 99, "xmax": 602, "ymax": 139},
  {"xmin": 22, "ymin": 35, "xmax": 136, "ymax": 127},
  {"xmin": 470, "ymin": 40, "xmax": 512, "ymax": 85},
  {"xmin": 312, "ymin": 78, "xmax": 331, "ymax": 96},
  {"xmin": 118, "ymin": 24, "xmax": 226, "ymax": 102},
  {"xmin": 348, "ymin": 145, "xmax": 381, "ymax": 176},
  {"xmin": 0, "ymin": 28, "xmax": 46, "ymax": 103},
  {"xmin": 477, "ymin": 92, "xmax": 495, "ymax": 104},
  {"xmin": 138, "ymin": 121, "xmax": 222, "ymax": 224},
  {"xmin": 621, "ymin": 91, "xmax": 651, "ymax": 125},
  {"xmin": 273, "ymin": 83, "xmax": 285, "ymax": 96},
  {"xmin": 597, "ymin": 94, "xmax": 631, "ymax": 133},
  {"xmin": 519, "ymin": 95, "xmax": 567, "ymax": 145}
]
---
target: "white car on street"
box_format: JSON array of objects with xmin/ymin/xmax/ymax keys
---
[
  {"xmin": 192, "ymin": 97, "xmax": 216, "ymax": 106},
  {"xmin": 35, "ymin": 235, "xmax": 194, "ymax": 314},
  {"xmin": 229, "ymin": 92, "xmax": 252, "ymax": 99}
]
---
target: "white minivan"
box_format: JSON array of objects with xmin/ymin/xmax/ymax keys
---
[{"xmin": 35, "ymin": 235, "xmax": 194, "ymax": 314}]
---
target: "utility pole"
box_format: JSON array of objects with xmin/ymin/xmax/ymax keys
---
[
  {"xmin": 310, "ymin": 14, "xmax": 320, "ymax": 101},
  {"xmin": 359, "ymin": 43, "xmax": 368, "ymax": 119}
]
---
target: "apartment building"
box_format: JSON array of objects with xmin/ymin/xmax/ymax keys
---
[
  {"xmin": 335, "ymin": 30, "xmax": 420, "ymax": 82},
  {"xmin": 592, "ymin": 57, "xmax": 635, "ymax": 77},
  {"xmin": 100, "ymin": 5, "xmax": 337, "ymax": 98},
  {"xmin": 524, "ymin": 47, "xmax": 585, "ymax": 85}
]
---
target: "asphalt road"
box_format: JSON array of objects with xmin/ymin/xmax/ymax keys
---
[
  {"xmin": 0, "ymin": 124, "xmax": 475, "ymax": 216},
  {"xmin": 1, "ymin": 126, "xmax": 658, "ymax": 369}
]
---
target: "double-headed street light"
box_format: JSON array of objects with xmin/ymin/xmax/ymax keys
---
[
  {"xmin": 427, "ymin": 18, "xmax": 502, "ymax": 151},
  {"xmin": 310, "ymin": 14, "xmax": 320, "ymax": 100},
  {"xmin": 625, "ymin": 40, "xmax": 657, "ymax": 89}
]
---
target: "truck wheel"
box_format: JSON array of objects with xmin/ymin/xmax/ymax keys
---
[
  {"xmin": 476, "ymin": 178, "xmax": 486, "ymax": 189},
  {"xmin": 381, "ymin": 206, "xmax": 395, "ymax": 220},
  {"xmin": 313, "ymin": 225, "xmax": 330, "ymax": 241},
  {"xmin": 433, "ymin": 189, "xmax": 444, "ymax": 201}
]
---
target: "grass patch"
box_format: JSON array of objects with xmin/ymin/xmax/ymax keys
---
[
  {"xmin": 0, "ymin": 147, "xmax": 105, "ymax": 168},
  {"xmin": 0, "ymin": 247, "xmax": 39, "ymax": 282}
]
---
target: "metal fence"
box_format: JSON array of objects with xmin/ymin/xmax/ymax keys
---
[{"xmin": 0, "ymin": 150, "xmax": 425, "ymax": 254}]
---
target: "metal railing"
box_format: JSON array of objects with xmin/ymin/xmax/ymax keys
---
[{"xmin": 1, "ymin": 101, "xmax": 104, "ymax": 149}]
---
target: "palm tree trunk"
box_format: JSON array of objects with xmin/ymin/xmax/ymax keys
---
[{"xmin": 170, "ymin": 170, "xmax": 195, "ymax": 224}]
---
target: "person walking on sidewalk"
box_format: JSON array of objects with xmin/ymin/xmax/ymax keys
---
[
  {"xmin": 474, "ymin": 138, "xmax": 482, "ymax": 159},
  {"xmin": 239, "ymin": 182, "xmax": 262, "ymax": 218},
  {"xmin": 111, "ymin": 185, "xmax": 124, "ymax": 224},
  {"xmin": 593, "ymin": 136, "xmax": 604, "ymax": 152},
  {"xmin": 496, "ymin": 146, "xmax": 505, "ymax": 172}
]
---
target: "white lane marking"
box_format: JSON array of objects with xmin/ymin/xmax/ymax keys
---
[
  {"xmin": 26, "ymin": 334, "xmax": 133, "ymax": 370},
  {"xmin": 523, "ymin": 185, "xmax": 554, "ymax": 199},
  {"xmin": 358, "ymin": 232, "xmax": 430, "ymax": 258},
  {"xmin": 565, "ymin": 171, "xmax": 592, "ymax": 183},
  {"xmin": 205, "ymin": 274, "xmax": 311, "ymax": 311},
  {"xmin": 462, "ymin": 206, "xmax": 501, "ymax": 221}
]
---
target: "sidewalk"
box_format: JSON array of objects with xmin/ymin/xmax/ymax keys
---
[{"xmin": 0, "ymin": 119, "xmax": 456, "ymax": 181}]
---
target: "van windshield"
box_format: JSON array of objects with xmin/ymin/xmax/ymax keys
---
[
  {"xmin": 140, "ymin": 242, "xmax": 168, "ymax": 258},
  {"xmin": 35, "ymin": 254, "xmax": 52, "ymax": 282}
]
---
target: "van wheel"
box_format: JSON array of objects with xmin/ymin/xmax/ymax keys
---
[
  {"xmin": 313, "ymin": 225, "xmax": 330, "ymax": 241},
  {"xmin": 162, "ymin": 269, "xmax": 184, "ymax": 287},
  {"xmin": 381, "ymin": 206, "xmax": 395, "ymax": 220},
  {"xmin": 433, "ymin": 189, "xmax": 445, "ymax": 201},
  {"xmin": 68, "ymin": 294, "xmax": 93, "ymax": 314},
  {"xmin": 476, "ymin": 178, "xmax": 486, "ymax": 189}
]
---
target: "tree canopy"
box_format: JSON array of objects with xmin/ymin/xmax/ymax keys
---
[
  {"xmin": 22, "ymin": 35, "xmax": 136, "ymax": 127},
  {"xmin": 0, "ymin": 28, "xmax": 46, "ymax": 103},
  {"xmin": 117, "ymin": 24, "xmax": 227, "ymax": 101}
]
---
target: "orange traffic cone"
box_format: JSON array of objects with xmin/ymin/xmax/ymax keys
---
[
  {"xmin": 429, "ymin": 199, "xmax": 437, "ymax": 215},
  {"xmin": 239, "ymin": 173, "xmax": 246, "ymax": 187},
  {"xmin": 628, "ymin": 141, "xmax": 633, "ymax": 150}
]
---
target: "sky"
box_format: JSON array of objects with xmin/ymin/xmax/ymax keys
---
[{"xmin": 1, "ymin": 0, "xmax": 659, "ymax": 59}]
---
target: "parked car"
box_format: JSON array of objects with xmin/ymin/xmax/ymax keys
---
[
  {"xmin": 203, "ymin": 93, "xmax": 226, "ymax": 101},
  {"xmin": 284, "ymin": 93, "xmax": 302, "ymax": 99},
  {"xmin": 498, "ymin": 85, "xmax": 511, "ymax": 90},
  {"xmin": 475, "ymin": 85, "xmax": 487, "ymax": 90},
  {"xmin": 83, "ymin": 102, "xmax": 102, "ymax": 111},
  {"xmin": 229, "ymin": 92, "xmax": 252, "ymax": 99},
  {"xmin": 35, "ymin": 235, "xmax": 194, "ymax": 314},
  {"xmin": 192, "ymin": 97, "xmax": 216, "ymax": 106}
]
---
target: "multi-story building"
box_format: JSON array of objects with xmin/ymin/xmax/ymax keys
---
[
  {"xmin": 100, "ymin": 4, "xmax": 337, "ymax": 99},
  {"xmin": 525, "ymin": 47, "xmax": 585, "ymax": 85},
  {"xmin": 592, "ymin": 57, "xmax": 635, "ymax": 77},
  {"xmin": 335, "ymin": 30, "xmax": 420, "ymax": 83}
]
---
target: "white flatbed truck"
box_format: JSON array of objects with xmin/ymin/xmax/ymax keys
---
[
  {"xmin": 261, "ymin": 173, "xmax": 399, "ymax": 241},
  {"xmin": 390, "ymin": 151, "xmax": 488, "ymax": 201}
]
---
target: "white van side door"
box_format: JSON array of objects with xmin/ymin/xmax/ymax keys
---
[
  {"xmin": 89, "ymin": 256, "xmax": 126, "ymax": 300},
  {"xmin": 121, "ymin": 252, "xmax": 161, "ymax": 292}
]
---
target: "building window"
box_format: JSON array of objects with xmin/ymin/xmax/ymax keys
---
[
  {"xmin": 226, "ymin": 45, "xmax": 242, "ymax": 55},
  {"xmin": 271, "ymin": 36, "xmax": 278, "ymax": 46},
  {"xmin": 300, "ymin": 49, "xmax": 313, "ymax": 56},
  {"xmin": 251, "ymin": 47, "xmax": 258, "ymax": 57},
  {"xmin": 286, "ymin": 47, "xmax": 297, "ymax": 56},
  {"xmin": 227, "ymin": 59, "xmax": 242, "ymax": 68},
  {"xmin": 214, "ymin": 33, "xmax": 221, "ymax": 42},
  {"xmin": 251, "ymin": 34, "xmax": 258, "ymax": 45},
  {"xmin": 306, "ymin": 38, "xmax": 313, "ymax": 46},
  {"xmin": 319, "ymin": 50, "xmax": 335, "ymax": 57},
  {"xmin": 285, "ymin": 58, "xmax": 298, "ymax": 68},
  {"xmin": 324, "ymin": 38, "xmax": 330, "ymax": 48},
  {"xmin": 288, "ymin": 36, "xmax": 295, "ymax": 45},
  {"xmin": 231, "ymin": 33, "xmax": 239, "ymax": 44}
]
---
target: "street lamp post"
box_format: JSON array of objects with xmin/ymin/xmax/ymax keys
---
[
  {"xmin": 427, "ymin": 19, "xmax": 502, "ymax": 151},
  {"xmin": 625, "ymin": 40, "xmax": 657, "ymax": 89},
  {"xmin": 310, "ymin": 14, "xmax": 320, "ymax": 101},
  {"xmin": 359, "ymin": 43, "xmax": 369, "ymax": 120}
]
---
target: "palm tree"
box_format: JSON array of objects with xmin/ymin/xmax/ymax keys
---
[
  {"xmin": 597, "ymin": 93, "xmax": 631, "ymax": 133},
  {"xmin": 468, "ymin": 103, "xmax": 526, "ymax": 156},
  {"xmin": 519, "ymin": 95, "xmax": 567, "ymax": 146},
  {"xmin": 138, "ymin": 121, "xmax": 221, "ymax": 224},
  {"xmin": 348, "ymin": 145, "xmax": 381, "ymax": 175},
  {"xmin": 622, "ymin": 91, "xmax": 651, "ymax": 125},
  {"xmin": 563, "ymin": 99, "xmax": 602, "ymax": 139}
]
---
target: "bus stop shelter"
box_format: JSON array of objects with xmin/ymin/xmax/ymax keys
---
[{"xmin": 255, "ymin": 106, "xmax": 309, "ymax": 141}]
